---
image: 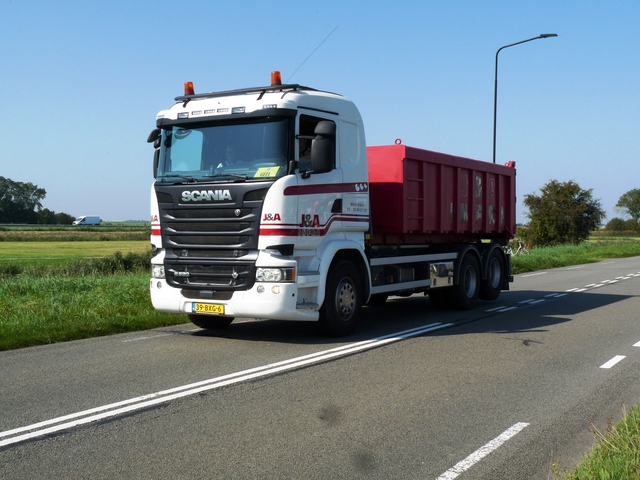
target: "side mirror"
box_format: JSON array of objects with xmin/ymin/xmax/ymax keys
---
[
  {"xmin": 148, "ymin": 129, "xmax": 161, "ymax": 179},
  {"xmin": 147, "ymin": 128, "xmax": 160, "ymax": 144},
  {"xmin": 310, "ymin": 121, "xmax": 335, "ymax": 175}
]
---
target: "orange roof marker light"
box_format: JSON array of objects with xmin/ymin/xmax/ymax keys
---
[
  {"xmin": 184, "ymin": 81, "xmax": 195, "ymax": 96},
  {"xmin": 271, "ymin": 71, "xmax": 282, "ymax": 86}
]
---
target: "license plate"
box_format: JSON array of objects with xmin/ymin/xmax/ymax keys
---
[{"xmin": 192, "ymin": 303, "xmax": 225, "ymax": 315}]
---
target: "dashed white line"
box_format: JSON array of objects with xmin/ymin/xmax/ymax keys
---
[
  {"xmin": 436, "ymin": 422, "xmax": 530, "ymax": 480},
  {"xmin": 633, "ymin": 341, "xmax": 640, "ymax": 348},
  {"xmin": 485, "ymin": 306, "xmax": 506, "ymax": 312},
  {"xmin": 600, "ymin": 355, "xmax": 626, "ymax": 369},
  {"xmin": 493, "ymin": 306, "xmax": 518, "ymax": 313}
]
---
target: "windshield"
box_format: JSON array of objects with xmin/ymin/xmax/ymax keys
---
[{"xmin": 157, "ymin": 117, "xmax": 290, "ymax": 182}]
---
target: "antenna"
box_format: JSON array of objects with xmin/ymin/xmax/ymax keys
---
[{"xmin": 285, "ymin": 26, "xmax": 338, "ymax": 83}]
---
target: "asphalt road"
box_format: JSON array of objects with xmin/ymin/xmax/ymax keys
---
[{"xmin": 2, "ymin": 257, "xmax": 640, "ymax": 479}]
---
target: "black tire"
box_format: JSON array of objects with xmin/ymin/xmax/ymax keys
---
[
  {"xmin": 187, "ymin": 314, "xmax": 234, "ymax": 329},
  {"xmin": 448, "ymin": 254, "xmax": 480, "ymax": 310},
  {"xmin": 319, "ymin": 260, "xmax": 363, "ymax": 336},
  {"xmin": 367, "ymin": 294, "xmax": 388, "ymax": 306},
  {"xmin": 479, "ymin": 248, "xmax": 505, "ymax": 301}
]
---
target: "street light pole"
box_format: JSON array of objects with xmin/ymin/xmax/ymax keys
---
[{"xmin": 492, "ymin": 34, "xmax": 557, "ymax": 163}]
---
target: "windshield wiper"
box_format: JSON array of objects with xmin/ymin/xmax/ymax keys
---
[
  {"xmin": 162, "ymin": 174, "xmax": 198, "ymax": 183},
  {"xmin": 204, "ymin": 173, "xmax": 249, "ymax": 181}
]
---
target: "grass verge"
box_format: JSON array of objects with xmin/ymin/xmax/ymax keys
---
[
  {"xmin": 0, "ymin": 272, "xmax": 186, "ymax": 350},
  {"xmin": 510, "ymin": 237, "xmax": 640, "ymax": 275},
  {"xmin": 559, "ymin": 404, "xmax": 640, "ymax": 479}
]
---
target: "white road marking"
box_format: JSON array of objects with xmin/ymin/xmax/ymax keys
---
[
  {"xmin": 522, "ymin": 272, "xmax": 547, "ymax": 277},
  {"xmin": 436, "ymin": 422, "xmax": 530, "ymax": 480},
  {"xmin": 0, "ymin": 322, "xmax": 453, "ymax": 447},
  {"xmin": 600, "ymin": 355, "xmax": 626, "ymax": 369},
  {"xmin": 633, "ymin": 341, "xmax": 640, "ymax": 347},
  {"xmin": 494, "ymin": 306, "xmax": 518, "ymax": 313},
  {"xmin": 122, "ymin": 334, "xmax": 172, "ymax": 342},
  {"xmin": 485, "ymin": 306, "xmax": 507, "ymax": 312}
]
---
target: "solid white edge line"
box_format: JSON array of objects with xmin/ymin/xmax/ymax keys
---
[
  {"xmin": 600, "ymin": 355, "xmax": 626, "ymax": 369},
  {"xmin": 436, "ymin": 422, "xmax": 530, "ymax": 480},
  {"xmin": 1, "ymin": 325, "xmax": 437, "ymax": 439},
  {"xmin": 1, "ymin": 322, "xmax": 453, "ymax": 447}
]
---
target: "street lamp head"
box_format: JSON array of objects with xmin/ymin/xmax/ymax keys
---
[{"xmin": 492, "ymin": 33, "xmax": 558, "ymax": 163}]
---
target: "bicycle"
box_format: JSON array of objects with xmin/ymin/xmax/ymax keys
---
[{"xmin": 507, "ymin": 240, "xmax": 529, "ymax": 256}]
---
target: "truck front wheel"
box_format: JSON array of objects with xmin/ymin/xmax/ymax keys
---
[
  {"xmin": 449, "ymin": 254, "xmax": 480, "ymax": 310},
  {"xmin": 187, "ymin": 314, "xmax": 234, "ymax": 330},
  {"xmin": 319, "ymin": 260, "xmax": 363, "ymax": 336}
]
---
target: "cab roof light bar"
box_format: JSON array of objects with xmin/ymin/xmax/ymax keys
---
[{"xmin": 176, "ymin": 70, "xmax": 335, "ymax": 105}]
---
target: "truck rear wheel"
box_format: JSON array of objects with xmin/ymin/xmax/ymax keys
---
[
  {"xmin": 319, "ymin": 260, "xmax": 363, "ymax": 336},
  {"xmin": 449, "ymin": 254, "xmax": 480, "ymax": 310},
  {"xmin": 187, "ymin": 314, "xmax": 234, "ymax": 330},
  {"xmin": 480, "ymin": 249, "xmax": 504, "ymax": 301}
]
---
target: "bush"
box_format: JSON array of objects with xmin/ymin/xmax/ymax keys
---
[{"xmin": 0, "ymin": 251, "xmax": 152, "ymax": 279}]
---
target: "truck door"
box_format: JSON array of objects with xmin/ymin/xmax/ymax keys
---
[{"xmin": 296, "ymin": 114, "xmax": 342, "ymax": 246}]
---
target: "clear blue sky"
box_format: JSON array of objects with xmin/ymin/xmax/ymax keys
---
[{"xmin": 1, "ymin": 0, "xmax": 638, "ymax": 223}]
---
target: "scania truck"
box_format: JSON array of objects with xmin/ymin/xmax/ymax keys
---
[{"xmin": 148, "ymin": 71, "xmax": 516, "ymax": 336}]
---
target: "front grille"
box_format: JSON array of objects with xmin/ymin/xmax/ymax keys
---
[
  {"xmin": 172, "ymin": 249, "xmax": 250, "ymax": 259},
  {"xmin": 181, "ymin": 290, "xmax": 234, "ymax": 301},
  {"xmin": 169, "ymin": 222, "xmax": 250, "ymax": 232},
  {"xmin": 170, "ymin": 235, "xmax": 250, "ymax": 246},
  {"xmin": 167, "ymin": 263, "xmax": 253, "ymax": 288},
  {"xmin": 155, "ymin": 185, "xmax": 266, "ymax": 291},
  {"xmin": 160, "ymin": 206, "xmax": 258, "ymax": 248}
]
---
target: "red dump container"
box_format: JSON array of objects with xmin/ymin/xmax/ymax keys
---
[{"xmin": 367, "ymin": 144, "xmax": 516, "ymax": 243}]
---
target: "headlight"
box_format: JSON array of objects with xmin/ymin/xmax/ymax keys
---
[
  {"xmin": 255, "ymin": 267, "xmax": 295, "ymax": 282},
  {"xmin": 151, "ymin": 265, "xmax": 165, "ymax": 279}
]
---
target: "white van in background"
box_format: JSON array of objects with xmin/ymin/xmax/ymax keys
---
[{"xmin": 72, "ymin": 215, "xmax": 101, "ymax": 226}]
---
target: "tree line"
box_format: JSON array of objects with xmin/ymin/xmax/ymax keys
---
[
  {"xmin": 2, "ymin": 174, "xmax": 639, "ymax": 241},
  {"xmin": 0, "ymin": 176, "xmax": 75, "ymax": 224}
]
